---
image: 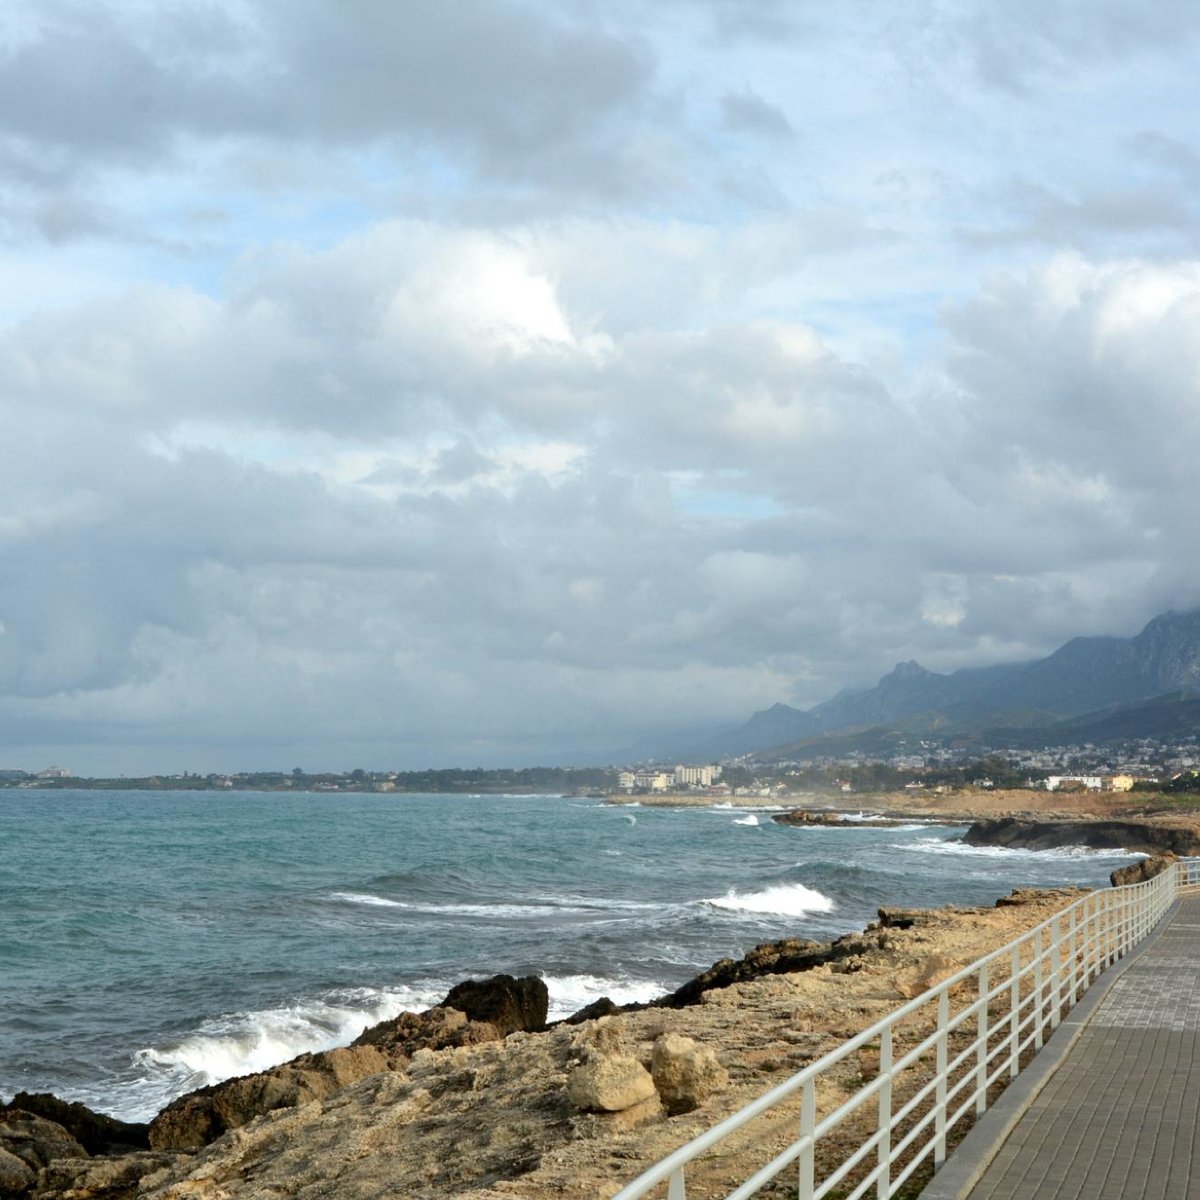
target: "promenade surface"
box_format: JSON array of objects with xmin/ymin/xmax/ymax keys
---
[{"xmin": 931, "ymin": 892, "xmax": 1200, "ymax": 1200}]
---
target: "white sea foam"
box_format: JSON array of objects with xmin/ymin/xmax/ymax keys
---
[
  {"xmin": 900, "ymin": 837, "xmax": 1144, "ymax": 861},
  {"xmin": 732, "ymin": 814, "xmax": 760, "ymax": 826},
  {"xmin": 331, "ymin": 892, "xmax": 587, "ymax": 918},
  {"xmin": 704, "ymin": 882, "xmax": 835, "ymax": 917},
  {"xmin": 125, "ymin": 983, "xmax": 443, "ymax": 1121},
  {"xmin": 330, "ymin": 891, "xmax": 406, "ymax": 908},
  {"xmin": 542, "ymin": 973, "xmax": 668, "ymax": 1020}
]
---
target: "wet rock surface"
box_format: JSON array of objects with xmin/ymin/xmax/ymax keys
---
[{"xmin": 963, "ymin": 816, "xmax": 1200, "ymax": 855}]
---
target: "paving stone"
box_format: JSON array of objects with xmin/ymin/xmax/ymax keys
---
[{"xmin": 965, "ymin": 894, "xmax": 1200, "ymax": 1200}]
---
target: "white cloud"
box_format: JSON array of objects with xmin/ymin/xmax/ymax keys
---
[{"xmin": 1, "ymin": 3, "xmax": 1199, "ymax": 770}]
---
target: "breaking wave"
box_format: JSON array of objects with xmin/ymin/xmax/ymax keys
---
[{"xmin": 704, "ymin": 882, "xmax": 835, "ymax": 917}]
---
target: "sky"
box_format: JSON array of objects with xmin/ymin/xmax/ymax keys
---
[{"xmin": 3, "ymin": 0, "xmax": 1200, "ymax": 774}]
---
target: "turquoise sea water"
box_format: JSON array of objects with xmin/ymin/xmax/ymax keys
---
[{"xmin": 0, "ymin": 790, "xmax": 1140, "ymax": 1122}]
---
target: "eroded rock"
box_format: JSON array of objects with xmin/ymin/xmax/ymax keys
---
[
  {"xmin": 0, "ymin": 1109, "xmax": 87, "ymax": 1175},
  {"xmin": 441, "ymin": 975, "xmax": 549, "ymax": 1035},
  {"xmin": 0, "ymin": 1146, "xmax": 34, "ymax": 1196},
  {"xmin": 1111, "ymin": 852, "xmax": 1178, "ymax": 887},
  {"xmin": 566, "ymin": 1056, "xmax": 656, "ymax": 1112},
  {"xmin": 656, "ymin": 932, "xmax": 879, "ymax": 1007},
  {"xmin": 3, "ymin": 1093, "xmax": 148, "ymax": 1156},
  {"xmin": 650, "ymin": 1033, "xmax": 728, "ymax": 1114}
]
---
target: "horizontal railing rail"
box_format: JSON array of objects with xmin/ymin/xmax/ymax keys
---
[{"xmin": 614, "ymin": 858, "xmax": 1189, "ymax": 1200}]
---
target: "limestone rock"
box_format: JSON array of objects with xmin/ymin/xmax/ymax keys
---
[
  {"xmin": 0, "ymin": 1146, "xmax": 34, "ymax": 1196},
  {"xmin": 566, "ymin": 1055, "xmax": 656, "ymax": 1112},
  {"xmin": 650, "ymin": 1033, "xmax": 728, "ymax": 1115},
  {"xmin": 657, "ymin": 933, "xmax": 878, "ymax": 1007},
  {"xmin": 441, "ymin": 975, "xmax": 549, "ymax": 1035},
  {"xmin": 964, "ymin": 817, "xmax": 1200, "ymax": 856},
  {"xmin": 35, "ymin": 1150, "xmax": 178, "ymax": 1198},
  {"xmin": 150, "ymin": 1004, "xmax": 504, "ymax": 1151},
  {"xmin": 562, "ymin": 997, "xmax": 621, "ymax": 1025},
  {"xmin": 0, "ymin": 1109, "xmax": 87, "ymax": 1172},
  {"xmin": 1111, "ymin": 852, "xmax": 1178, "ymax": 887},
  {"xmin": 4, "ymin": 1093, "xmax": 149, "ymax": 1156}
]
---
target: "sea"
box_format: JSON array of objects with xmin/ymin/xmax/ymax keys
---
[{"xmin": 0, "ymin": 789, "xmax": 1142, "ymax": 1124}]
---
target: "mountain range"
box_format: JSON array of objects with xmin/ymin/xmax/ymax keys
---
[{"xmin": 672, "ymin": 609, "xmax": 1200, "ymax": 762}]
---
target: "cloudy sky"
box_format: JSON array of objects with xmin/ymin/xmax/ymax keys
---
[{"xmin": 3, "ymin": 0, "xmax": 1200, "ymax": 773}]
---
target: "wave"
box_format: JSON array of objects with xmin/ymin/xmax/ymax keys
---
[
  {"xmin": 542, "ymin": 973, "xmax": 668, "ymax": 1020},
  {"xmin": 331, "ymin": 890, "xmax": 662, "ymax": 918},
  {"xmin": 732, "ymin": 815, "xmax": 760, "ymax": 826},
  {"xmin": 330, "ymin": 891, "xmax": 406, "ymax": 908},
  {"xmin": 120, "ymin": 984, "xmax": 443, "ymax": 1121},
  {"xmin": 703, "ymin": 882, "xmax": 835, "ymax": 917},
  {"xmin": 899, "ymin": 837, "xmax": 1144, "ymax": 861}
]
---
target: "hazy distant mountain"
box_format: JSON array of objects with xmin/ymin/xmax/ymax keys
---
[{"xmin": 680, "ymin": 609, "xmax": 1200, "ymax": 761}]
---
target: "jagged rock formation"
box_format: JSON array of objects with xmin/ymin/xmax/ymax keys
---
[
  {"xmin": 962, "ymin": 817, "xmax": 1200, "ymax": 855},
  {"xmin": 1109, "ymin": 852, "xmax": 1179, "ymax": 887}
]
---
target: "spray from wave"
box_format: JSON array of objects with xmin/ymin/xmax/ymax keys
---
[
  {"xmin": 704, "ymin": 882, "xmax": 835, "ymax": 917},
  {"xmin": 114, "ymin": 984, "xmax": 441, "ymax": 1121}
]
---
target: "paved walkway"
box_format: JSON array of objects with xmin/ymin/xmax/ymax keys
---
[{"xmin": 933, "ymin": 894, "xmax": 1200, "ymax": 1200}]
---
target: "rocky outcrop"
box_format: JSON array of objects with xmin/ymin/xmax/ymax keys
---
[
  {"xmin": 149, "ymin": 975, "xmax": 549, "ymax": 1151},
  {"xmin": 773, "ymin": 809, "xmax": 911, "ymax": 828},
  {"xmin": 1111, "ymin": 852, "xmax": 1179, "ymax": 887},
  {"xmin": 440, "ymin": 974, "xmax": 549, "ymax": 1035},
  {"xmin": 3, "ymin": 1094, "xmax": 148, "ymax": 1156},
  {"xmin": 655, "ymin": 931, "xmax": 881, "ymax": 1008},
  {"xmin": 962, "ymin": 817, "xmax": 1200, "ymax": 855},
  {"xmin": 0, "ymin": 1109, "xmax": 87, "ymax": 1196}
]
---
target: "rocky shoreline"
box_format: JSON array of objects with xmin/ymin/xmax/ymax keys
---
[{"xmin": 2, "ymin": 883, "xmax": 1105, "ymax": 1200}]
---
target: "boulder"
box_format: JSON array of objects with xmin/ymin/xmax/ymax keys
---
[
  {"xmin": 650, "ymin": 1033, "xmax": 728, "ymax": 1115},
  {"xmin": 1111, "ymin": 853, "xmax": 1178, "ymax": 888},
  {"xmin": 4, "ymin": 1092, "xmax": 149, "ymax": 1155},
  {"xmin": 440, "ymin": 975, "xmax": 549, "ymax": 1035},
  {"xmin": 566, "ymin": 1055, "xmax": 656, "ymax": 1113},
  {"xmin": 353, "ymin": 1005, "xmax": 479, "ymax": 1054},
  {"xmin": 0, "ymin": 1146, "xmax": 34, "ymax": 1196},
  {"xmin": 0, "ymin": 1109, "xmax": 87, "ymax": 1172},
  {"xmin": 877, "ymin": 907, "xmax": 929, "ymax": 929},
  {"xmin": 562, "ymin": 997, "xmax": 621, "ymax": 1025}
]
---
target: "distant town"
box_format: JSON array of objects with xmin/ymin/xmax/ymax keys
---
[{"xmin": 4, "ymin": 729, "xmax": 1200, "ymax": 797}]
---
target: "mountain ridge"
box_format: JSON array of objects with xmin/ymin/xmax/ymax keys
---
[{"xmin": 675, "ymin": 609, "xmax": 1200, "ymax": 761}]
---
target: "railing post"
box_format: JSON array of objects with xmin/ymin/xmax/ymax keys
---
[
  {"xmin": 1009, "ymin": 944, "xmax": 1020, "ymax": 1079},
  {"xmin": 1034, "ymin": 928, "xmax": 1045, "ymax": 1049},
  {"xmin": 976, "ymin": 961, "xmax": 989, "ymax": 1115},
  {"xmin": 1050, "ymin": 916, "xmax": 1063, "ymax": 1028},
  {"xmin": 1069, "ymin": 905, "xmax": 1080, "ymax": 1002},
  {"xmin": 877, "ymin": 1028, "xmax": 892, "ymax": 1199},
  {"xmin": 667, "ymin": 1168, "xmax": 686, "ymax": 1200},
  {"xmin": 798, "ymin": 1077, "xmax": 815, "ymax": 1200},
  {"xmin": 935, "ymin": 989, "xmax": 949, "ymax": 1164}
]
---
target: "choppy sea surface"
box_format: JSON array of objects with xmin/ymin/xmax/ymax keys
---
[{"xmin": 0, "ymin": 789, "xmax": 1141, "ymax": 1122}]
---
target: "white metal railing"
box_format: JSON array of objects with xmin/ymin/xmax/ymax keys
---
[{"xmin": 615, "ymin": 859, "xmax": 1197, "ymax": 1200}]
